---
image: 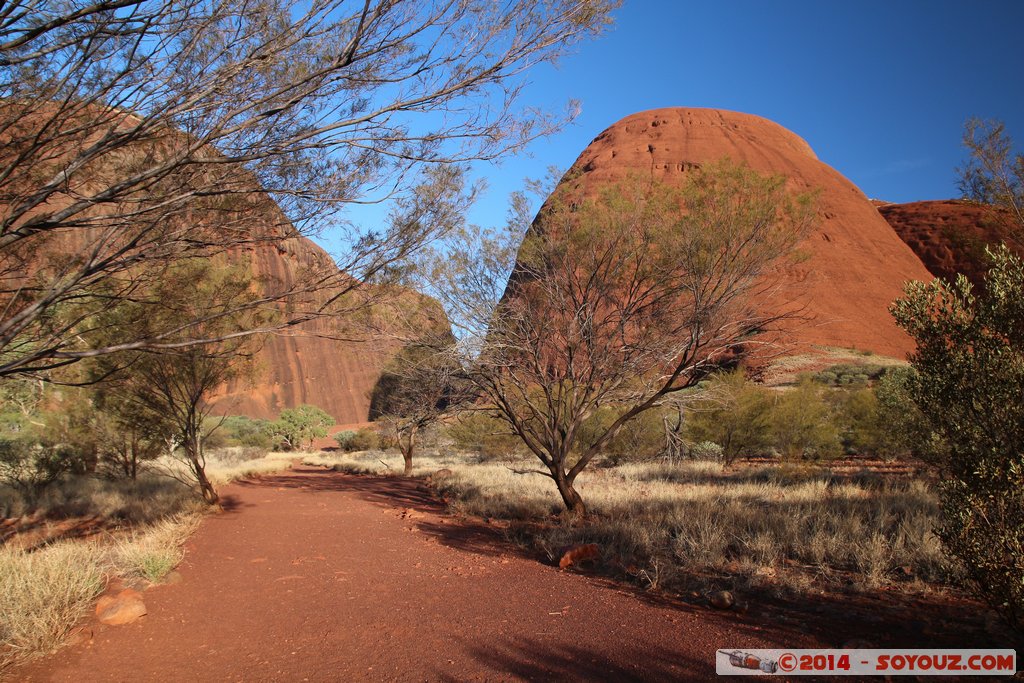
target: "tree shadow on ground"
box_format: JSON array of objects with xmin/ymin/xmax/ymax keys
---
[
  {"xmin": 231, "ymin": 467, "xmax": 1023, "ymax": 653},
  {"xmin": 239, "ymin": 467, "xmax": 536, "ymax": 561},
  {"xmin": 239, "ymin": 467, "xmax": 440, "ymax": 513},
  {"xmin": 440, "ymin": 637, "xmax": 715, "ymax": 682}
]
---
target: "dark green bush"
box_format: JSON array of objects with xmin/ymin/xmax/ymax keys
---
[
  {"xmin": 892, "ymin": 246, "xmax": 1024, "ymax": 630},
  {"xmin": 335, "ymin": 427, "xmax": 379, "ymax": 452}
]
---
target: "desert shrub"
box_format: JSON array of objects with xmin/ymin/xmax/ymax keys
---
[
  {"xmin": 216, "ymin": 415, "xmax": 275, "ymax": 449},
  {"xmin": 268, "ymin": 405, "xmax": 335, "ymax": 451},
  {"xmin": 812, "ymin": 363, "xmax": 888, "ymax": 386},
  {"xmin": 873, "ymin": 367, "xmax": 944, "ymax": 460},
  {"xmin": 768, "ymin": 376, "xmax": 841, "ymax": 461},
  {"xmin": 829, "ymin": 387, "xmax": 882, "ymax": 455},
  {"xmin": 0, "ymin": 472, "xmax": 200, "ymax": 524},
  {"xmin": 335, "ymin": 427, "xmax": 379, "ymax": 452},
  {"xmin": 333, "ymin": 430, "xmax": 356, "ymax": 449},
  {"xmin": 686, "ymin": 370, "xmax": 773, "ymax": 464},
  {"xmin": 688, "ymin": 441, "xmax": 724, "ymax": 461},
  {"xmin": 204, "ymin": 446, "xmax": 269, "ymax": 466},
  {"xmin": 577, "ymin": 406, "xmax": 667, "ymax": 465},
  {"xmin": 0, "ymin": 540, "xmax": 107, "ymax": 667},
  {"xmin": 446, "ymin": 412, "xmax": 523, "ymax": 459},
  {"xmin": 114, "ymin": 513, "xmax": 201, "ymax": 583},
  {"xmin": 0, "ymin": 430, "xmax": 88, "ymax": 507},
  {"xmin": 892, "ymin": 246, "xmax": 1024, "ymax": 629}
]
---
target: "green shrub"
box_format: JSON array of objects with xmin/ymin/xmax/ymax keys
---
[
  {"xmin": 892, "ymin": 246, "xmax": 1024, "ymax": 630},
  {"xmin": 812, "ymin": 363, "xmax": 888, "ymax": 386},
  {"xmin": 768, "ymin": 376, "xmax": 841, "ymax": 461},
  {"xmin": 335, "ymin": 427, "xmax": 379, "ymax": 452},
  {"xmin": 446, "ymin": 412, "xmax": 522, "ymax": 460},
  {"xmin": 333, "ymin": 430, "xmax": 356, "ymax": 449},
  {"xmin": 577, "ymin": 406, "xmax": 667, "ymax": 465},
  {"xmin": 686, "ymin": 370, "xmax": 773, "ymax": 464},
  {"xmin": 268, "ymin": 405, "xmax": 335, "ymax": 451},
  {"xmin": 217, "ymin": 416, "xmax": 274, "ymax": 449},
  {"xmin": 688, "ymin": 441, "xmax": 724, "ymax": 461}
]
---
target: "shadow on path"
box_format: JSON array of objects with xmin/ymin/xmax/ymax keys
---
[
  {"xmin": 237, "ymin": 467, "xmax": 524, "ymax": 561},
  {"xmin": 441, "ymin": 638, "xmax": 713, "ymax": 682},
  {"xmin": 233, "ymin": 466, "xmax": 1022, "ymax": 653}
]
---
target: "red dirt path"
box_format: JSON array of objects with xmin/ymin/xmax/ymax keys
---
[{"xmin": 16, "ymin": 466, "xmax": 820, "ymax": 682}]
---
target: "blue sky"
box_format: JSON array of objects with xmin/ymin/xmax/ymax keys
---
[{"xmin": 317, "ymin": 1, "xmax": 1024, "ymax": 253}]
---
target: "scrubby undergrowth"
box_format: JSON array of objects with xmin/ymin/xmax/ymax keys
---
[
  {"xmin": 0, "ymin": 449, "xmax": 297, "ymax": 670},
  {"xmin": 311, "ymin": 450, "xmax": 959, "ymax": 599}
]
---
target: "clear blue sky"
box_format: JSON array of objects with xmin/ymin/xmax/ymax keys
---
[{"xmin": 317, "ymin": 1, "xmax": 1024, "ymax": 253}]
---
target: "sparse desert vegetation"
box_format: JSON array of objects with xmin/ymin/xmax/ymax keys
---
[
  {"xmin": 0, "ymin": 447, "xmax": 298, "ymax": 668},
  {"xmin": 1, "ymin": 0, "xmax": 1022, "ymax": 676},
  {"xmin": 303, "ymin": 447, "xmax": 956, "ymax": 599}
]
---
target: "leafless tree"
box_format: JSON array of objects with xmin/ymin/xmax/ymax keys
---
[
  {"xmin": 421, "ymin": 161, "xmax": 817, "ymax": 515},
  {"xmin": 0, "ymin": 0, "xmax": 616, "ymax": 378}
]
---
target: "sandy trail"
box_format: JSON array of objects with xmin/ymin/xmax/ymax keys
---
[{"xmin": 18, "ymin": 466, "xmax": 813, "ymax": 682}]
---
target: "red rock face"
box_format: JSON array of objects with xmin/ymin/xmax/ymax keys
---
[
  {"xmin": 1, "ymin": 104, "xmax": 445, "ymax": 424},
  {"xmin": 213, "ymin": 235, "xmax": 441, "ymax": 423},
  {"xmin": 877, "ymin": 199, "xmax": 1019, "ymax": 289},
  {"xmin": 538, "ymin": 108, "xmax": 935, "ymax": 358}
]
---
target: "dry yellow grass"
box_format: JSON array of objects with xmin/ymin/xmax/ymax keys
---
[
  {"xmin": 113, "ymin": 512, "xmax": 203, "ymax": 583},
  {"xmin": 0, "ymin": 510, "xmax": 206, "ymax": 670},
  {"xmin": 0, "ymin": 540, "xmax": 107, "ymax": 668},
  {"xmin": 313, "ymin": 450, "xmax": 957, "ymax": 596}
]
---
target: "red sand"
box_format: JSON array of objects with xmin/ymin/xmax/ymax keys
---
[
  {"xmin": 16, "ymin": 468, "xmax": 799, "ymax": 682},
  {"xmin": 15, "ymin": 467, "xmax": 1011, "ymax": 681}
]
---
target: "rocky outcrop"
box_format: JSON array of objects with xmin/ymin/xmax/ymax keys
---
[
  {"xmin": 2, "ymin": 103, "xmax": 447, "ymax": 423},
  {"xmin": 877, "ymin": 199, "xmax": 1019, "ymax": 289},
  {"xmin": 95, "ymin": 588, "xmax": 147, "ymax": 626},
  {"xmin": 214, "ymin": 235, "xmax": 446, "ymax": 423},
  {"xmin": 214, "ymin": 234, "xmax": 450, "ymax": 422},
  {"xmin": 527, "ymin": 108, "xmax": 935, "ymax": 358}
]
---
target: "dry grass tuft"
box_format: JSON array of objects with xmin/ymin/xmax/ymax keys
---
[
  {"xmin": 0, "ymin": 541, "xmax": 107, "ymax": 668},
  {"xmin": 0, "ymin": 475, "xmax": 198, "ymax": 523},
  {"xmin": 203, "ymin": 451, "xmax": 296, "ymax": 485},
  {"xmin": 113, "ymin": 512, "xmax": 202, "ymax": 583}
]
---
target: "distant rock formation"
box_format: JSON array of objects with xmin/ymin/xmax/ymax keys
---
[
  {"xmin": 2, "ymin": 103, "xmax": 447, "ymax": 423},
  {"xmin": 214, "ymin": 234, "xmax": 450, "ymax": 422},
  {"xmin": 523, "ymin": 108, "xmax": 935, "ymax": 358},
  {"xmin": 877, "ymin": 199, "xmax": 1019, "ymax": 289}
]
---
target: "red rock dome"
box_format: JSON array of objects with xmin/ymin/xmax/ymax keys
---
[{"xmin": 539, "ymin": 107, "xmax": 935, "ymax": 358}]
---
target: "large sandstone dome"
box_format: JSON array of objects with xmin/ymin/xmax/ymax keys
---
[
  {"xmin": 544, "ymin": 108, "xmax": 935, "ymax": 358},
  {"xmin": 0, "ymin": 102, "xmax": 443, "ymax": 423},
  {"xmin": 215, "ymin": 237, "xmax": 449, "ymax": 422},
  {"xmin": 877, "ymin": 199, "xmax": 1019, "ymax": 289}
]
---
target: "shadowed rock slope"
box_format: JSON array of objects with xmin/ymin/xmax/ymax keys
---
[
  {"xmin": 0, "ymin": 102, "xmax": 444, "ymax": 423},
  {"xmin": 215, "ymin": 235, "xmax": 450, "ymax": 422},
  {"xmin": 534, "ymin": 108, "xmax": 935, "ymax": 358},
  {"xmin": 877, "ymin": 199, "xmax": 1020, "ymax": 289}
]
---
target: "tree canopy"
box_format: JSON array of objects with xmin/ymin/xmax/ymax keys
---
[{"xmin": 0, "ymin": 0, "xmax": 616, "ymax": 378}]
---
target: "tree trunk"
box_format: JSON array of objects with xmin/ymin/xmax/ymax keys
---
[
  {"xmin": 553, "ymin": 468, "xmax": 586, "ymax": 518},
  {"xmin": 183, "ymin": 430, "xmax": 219, "ymax": 505},
  {"xmin": 403, "ymin": 450, "xmax": 413, "ymax": 477},
  {"xmin": 195, "ymin": 466, "xmax": 219, "ymax": 505},
  {"xmin": 401, "ymin": 427, "xmax": 416, "ymax": 477}
]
